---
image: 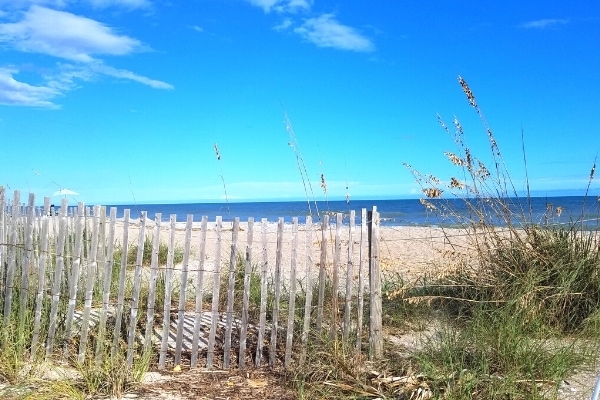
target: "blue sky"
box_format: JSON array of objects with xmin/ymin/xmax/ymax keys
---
[{"xmin": 1, "ymin": 1, "xmax": 599, "ymax": 205}]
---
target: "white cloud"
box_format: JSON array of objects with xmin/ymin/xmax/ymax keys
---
[
  {"xmin": 0, "ymin": 67, "xmax": 61, "ymax": 108},
  {"xmin": 0, "ymin": 6, "xmax": 142, "ymax": 62},
  {"xmin": 294, "ymin": 14, "xmax": 374, "ymax": 52},
  {"xmin": 191, "ymin": 25, "xmax": 204, "ymax": 32},
  {"xmin": 274, "ymin": 0, "xmax": 311, "ymax": 13},
  {"xmin": 520, "ymin": 19, "xmax": 569, "ymax": 29},
  {"xmin": 0, "ymin": 0, "xmax": 69, "ymax": 10},
  {"xmin": 245, "ymin": 0, "xmax": 278, "ymax": 13},
  {"xmin": 0, "ymin": 0, "xmax": 149, "ymax": 10},
  {"xmin": 0, "ymin": 63, "xmax": 172, "ymax": 108},
  {"xmin": 245, "ymin": 0, "xmax": 311, "ymax": 13},
  {"xmin": 0, "ymin": 5, "xmax": 171, "ymax": 107},
  {"xmin": 88, "ymin": 0, "xmax": 150, "ymax": 9},
  {"xmin": 273, "ymin": 18, "xmax": 292, "ymax": 31},
  {"xmin": 92, "ymin": 63, "xmax": 173, "ymax": 89}
]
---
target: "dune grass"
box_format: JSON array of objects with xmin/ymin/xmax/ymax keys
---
[{"xmin": 290, "ymin": 76, "xmax": 600, "ymax": 399}]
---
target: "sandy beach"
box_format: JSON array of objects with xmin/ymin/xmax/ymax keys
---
[{"xmin": 108, "ymin": 217, "xmax": 472, "ymax": 293}]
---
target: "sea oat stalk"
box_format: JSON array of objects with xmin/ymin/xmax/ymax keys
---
[{"xmin": 214, "ymin": 143, "xmax": 230, "ymax": 215}]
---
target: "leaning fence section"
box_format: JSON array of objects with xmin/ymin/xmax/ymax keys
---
[{"xmin": 0, "ymin": 187, "xmax": 382, "ymax": 370}]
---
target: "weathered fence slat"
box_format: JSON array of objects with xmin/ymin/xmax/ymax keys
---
[
  {"xmin": 356, "ymin": 208, "xmax": 367, "ymax": 352},
  {"xmin": 269, "ymin": 218, "xmax": 284, "ymax": 367},
  {"xmin": 112, "ymin": 209, "xmax": 130, "ymax": 358},
  {"xmin": 344, "ymin": 210, "xmax": 355, "ymax": 340},
  {"xmin": 206, "ymin": 216, "xmax": 223, "ymax": 369},
  {"xmin": 255, "ymin": 218, "xmax": 268, "ymax": 366},
  {"xmin": 143, "ymin": 213, "xmax": 162, "ymax": 355},
  {"xmin": 31, "ymin": 197, "xmax": 51, "ymax": 356},
  {"xmin": 330, "ymin": 213, "xmax": 342, "ymax": 339},
  {"xmin": 316, "ymin": 214, "xmax": 329, "ymax": 331},
  {"xmin": 0, "ymin": 186, "xmax": 5, "ymax": 288},
  {"xmin": 19, "ymin": 193, "xmax": 35, "ymax": 335},
  {"xmin": 223, "ymin": 217, "xmax": 240, "ymax": 368},
  {"xmin": 127, "ymin": 211, "xmax": 147, "ymax": 367},
  {"xmin": 63, "ymin": 204, "xmax": 85, "ymax": 359},
  {"xmin": 46, "ymin": 198, "xmax": 68, "ymax": 357},
  {"xmin": 174, "ymin": 215, "xmax": 193, "ymax": 366},
  {"xmin": 95, "ymin": 207, "xmax": 106, "ymax": 290},
  {"xmin": 78, "ymin": 204, "xmax": 101, "ymax": 363},
  {"xmin": 190, "ymin": 216, "xmax": 208, "ymax": 368},
  {"xmin": 3, "ymin": 190, "xmax": 20, "ymax": 323},
  {"xmin": 299, "ymin": 215, "xmax": 313, "ymax": 365},
  {"xmin": 284, "ymin": 217, "xmax": 298, "ymax": 368},
  {"xmin": 369, "ymin": 207, "xmax": 383, "ymax": 359},
  {"xmin": 238, "ymin": 217, "xmax": 254, "ymax": 368},
  {"xmin": 158, "ymin": 214, "xmax": 177, "ymax": 369},
  {"xmin": 96, "ymin": 207, "xmax": 117, "ymax": 365}
]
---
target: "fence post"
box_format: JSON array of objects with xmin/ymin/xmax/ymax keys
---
[{"xmin": 368, "ymin": 207, "xmax": 382, "ymax": 359}]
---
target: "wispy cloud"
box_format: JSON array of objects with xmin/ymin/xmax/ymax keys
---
[
  {"xmin": 244, "ymin": 0, "xmax": 373, "ymax": 52},
  {"xmin": 294, "ymin": 14, "xmax": 374, "ymax": 52},
  {"xmin": 0, "ymin": 0, "xmax": 150, "ymax": 10},
  {"xmin": 88, "ymin": 0, "xmax": 150, "ymax": 9},
  {"xmin": 245, "ymin": 0, "xmax": 311, "ymax": 13},
  {"xmin": 93, "ymin": 63, "xmax": 173, "ymax": 89},
  {"xmin": 0, "ymin": 4, "xmax": 171, "ymax": 107},
  {"xmin": 0, "ymin": 6, "xmax": 142, "ymax": 62},
  {"xmin": 0, "ymin": 67, "xmax": 61, "ymax": 108},
  {"xmin": 273, "ymin": 18, "xmax": 292, "ymax": 31},
  {"xmin": 520, "ymin": 18, "xmax": 569, "ymax": 29}
]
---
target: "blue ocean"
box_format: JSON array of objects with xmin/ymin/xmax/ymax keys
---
[{"xmin": 104, "ymin": 196, "xmax": 600, "ymax": 228}]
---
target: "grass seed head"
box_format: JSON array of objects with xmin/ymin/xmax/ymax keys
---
[
  {"xmin": 453, "ymin": 117, "xmax": 464, "ymax": 136},
  {"xmin": 476, "ymin": 160, "xmax": 490, "ymax": 180},
  {"xmin": 458, "ymin": 75, "xmax": 478, "ymax": 109},
  {"xmin": 445, "ymin": 152, "xmax": 465, "ymax": 166},
  {"xmin": 422, "ymin": 188, "xmax": 443, "ymax": 198},
  {"xmin": 450, "ymin": 177, "xmax": 464, "ymax": 189},
  {"xmin": 419, "ymin": 198, "xmax": 437, "ymax": 210}
]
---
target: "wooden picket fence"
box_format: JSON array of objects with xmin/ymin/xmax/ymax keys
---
[{"xmin": 0, "ymin": 187, "xmax": 382, "ymax": 370}]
